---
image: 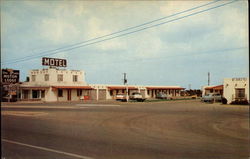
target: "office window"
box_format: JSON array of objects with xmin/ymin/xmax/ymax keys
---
[
  {"xmin": 31, "ymin": 75, "xmax": 36, "ymax": 82},
  {"xmin": 73, "ymin": 75, "xmax": 78, "ymax": 82},
  {"xmin": 57, "ymin": 74, "xmax": 63, "ymax": 82},
  {"xmin": 77, "ymin": 89, "xmax": 82, "ymax": 96},
  {"xmin": 44, "ymin": 74, "xmax": 49, "ymax": 81},
  {"xmin": 58, "ymin": 89, "xmax": 63, "ymax": 97}
]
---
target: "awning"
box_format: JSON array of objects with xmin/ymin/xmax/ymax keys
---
[
  {"xmin": 146, "ymin": 87, "xmax": 185, "ymax": 90},
  {"xmin": 52, "ymin": 86, "xmax": 93, "ymax": 90},
  {"xmin": 107, "ymin": 86, "xmax": 138, "ymax": 90},
  {"xmin": 20, "ymin": 86, "xmax": 50, "ymax": 90},
  {"xmin": 205, "ymin": 85, "xmax": 223, "ymax": 90}
]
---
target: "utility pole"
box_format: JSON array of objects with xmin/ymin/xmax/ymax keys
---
[
  {"xmin": 123, "ymin": 73, "xmax": 129, "ymax": 102},
  {"xmin": 123, "ymin": 73, "xmax": 127, "ymax": 85},
  {"xmin": 208, "ymin": 72, "xmax": 210, "ymax": 86}
]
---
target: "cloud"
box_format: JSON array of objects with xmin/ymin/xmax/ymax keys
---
[
  {"xmin": 38, "ymin": 18, "xmax": 80, "ymax": 44},
  {"xmin": 160, "ymin": 1, "xmax": 205, "ymax": 16},
  {"xmin": 1, "ymin": 0, "xmax": 248, "ymax": 87}
]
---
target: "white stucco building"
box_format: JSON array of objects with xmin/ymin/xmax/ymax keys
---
[
  {"xmin": 20, "ymin": 67, "xmax": 184, "ymax": 102},
  {"xmin": 223, "ymin": 78, "xmax": 249, "ymax": 104},
  {"xmin": 20, "ymin": 67, "xmax": 92, "ymax": 102}
]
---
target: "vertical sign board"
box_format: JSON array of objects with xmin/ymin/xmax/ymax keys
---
[
  {"xmin": 1, "ymin": 69, "xmax": 20, "ymax": 84},
  {"xmin": 1, "ymin": 69, "xmax": 20, "ymax": 97},
  {"xmin": 42, "ymin": 57, "xmax": 67, "ymax": 67}
]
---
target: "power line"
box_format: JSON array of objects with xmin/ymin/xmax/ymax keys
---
[
  {"xmin": 3, "ymin": 0, "xmax": 237, "ymax": 65},
  {"xmin": 3, "ymin": 0, "xmax": 221, "ymax": 63}
]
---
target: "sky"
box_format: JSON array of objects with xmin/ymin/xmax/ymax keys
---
[{"xmin": 1, "ymin": 0, "xmax": 248, "ymax": 89}]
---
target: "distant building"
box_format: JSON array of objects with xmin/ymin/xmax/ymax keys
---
[
  {"xmin": 201, "ymin": 78, "xmax": 249, "ymax": 104},
  {"xmin": 19, "ymin": 67, "xmax": 184, "ymax": 102},
  {"xmin": 223, "ymin": 78, "xmax": 249, "ymax": 104},
  {"xmin": 202, "ymin": 85, "xmax": 223, "ymax": 96}
]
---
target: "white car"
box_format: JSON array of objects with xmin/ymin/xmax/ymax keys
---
[
  {"xmin": 202, "ymin": 93, "xmax": 222, "ymax": 102},
  {"xmin": 116, "ymin": 94, "xmax": 127, "ymax": 101},
  {"xmin": 129, "ymin": 92, "xmax": 146, "ymax": 102}
]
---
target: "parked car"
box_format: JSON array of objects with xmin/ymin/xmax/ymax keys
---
[
  {"xmin": 201, "ymin": 93, "xmax": 222, "ymax": 102},
  {"xmin": 129, "ymin": 92, "xmax": 146, "ymax": 102},
  {"xmin": 116, "ymin": 93, "xmax": 127, "ymax": 102},
  {"xmin": 156, "ymin": 92, "xmax": 167, "ymax": 99}
]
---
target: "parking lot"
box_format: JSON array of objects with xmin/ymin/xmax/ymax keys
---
[{"xmin": 1, "ymin": 100, "xmax": 249, "ymax": 159}]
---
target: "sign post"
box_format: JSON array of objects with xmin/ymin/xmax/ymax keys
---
[{"xmin": 1, "ymin": 69, "xmax": 20, "ymax": 102}]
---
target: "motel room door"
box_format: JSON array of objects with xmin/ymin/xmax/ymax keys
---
[{"xmin": 67, "ymin": 89, "xmax": 71, "ymax": 101}]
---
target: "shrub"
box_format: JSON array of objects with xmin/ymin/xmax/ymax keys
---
[{"xmin": 230, "ymin": 99, "xmax": 249, "ymax": 105}]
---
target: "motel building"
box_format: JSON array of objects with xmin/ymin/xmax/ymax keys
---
[
  {"xmin": 201, "ymin": 78, "xmax": 249, "ymax": 104},
  {"xmin": 20, "ymin": 67, "xmax": 184, "ymax": 102},
  {"xmin": 20, "ymin": 67, "xmax": 92, "ymax": 102},
  {"xmin": 201, "ymin": 85, "xmax": 223, "ymax": 97},
  {"xmin": 223, "ymin": 78, "xmax": 249, "ymax": 104}
]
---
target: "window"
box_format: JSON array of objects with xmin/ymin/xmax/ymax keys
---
[
  {"xmin": 32, "ymin": 90, "xmax": 39, "ymax": 98},
  {"xmin": 41, "ymin": 90, "xmax": 45, "ymax": 98},
  {"xmin": 57, "ymin": 74, "xmax": 63, "ymax": 82},
  {"xmin": 77, "ymin": 89, "xmax": 82, "ymax": 96},
  {"xmin": 31, "ymin": 75, "xmax": 36, "ymax": 82},
  {"xmin": 73, "ymin": 75, "xmax": 78, "ymax": 82},
  {"xmin": 235, "ymin": 88, "xmax": 245, "ymax": 99},
  {"xmin": 44, "ymin": 74, "xmax": 49, "ymax": 81},
  {"xmin": 58, "ymin": 89, "xmax": 63, "ymax": 97}
]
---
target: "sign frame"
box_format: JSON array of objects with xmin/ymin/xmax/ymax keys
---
[
  {"xmin": 1, "ymin": 69, "xmax": 20, "ymax": 84},
  {"xmin": 42, "ymin": 57, "xmax": 67, "ymax": 67}
]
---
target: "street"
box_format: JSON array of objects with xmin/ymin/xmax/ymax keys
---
[{"xmin": 1, "ymin": 100, "xmax": 249, "ymax": 159}]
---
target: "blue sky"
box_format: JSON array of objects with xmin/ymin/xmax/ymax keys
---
[{"xmin": 1, "ymin": 0, "xmax": 248, "ymax": 89}]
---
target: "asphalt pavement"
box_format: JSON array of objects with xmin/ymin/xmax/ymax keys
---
[{"xmin": 1, "ymin": 100, "xmax": 249, "ymax": 159}]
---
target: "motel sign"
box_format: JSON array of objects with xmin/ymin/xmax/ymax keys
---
[
  {"xmin": 42, "ymin": 57, "xmax": 67, "ymax": 67},
  {"xmin": 1, "ymin": 69, "xmax": 20, "ymax": 84}
]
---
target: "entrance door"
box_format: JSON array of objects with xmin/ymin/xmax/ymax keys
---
[
  {"xmin": 67, "ymin": 89, "xmax": 71, "ymax": 101},
  {"xmin": 23, "ymin": 90, "xmax": 29, "ymax": 99}
]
